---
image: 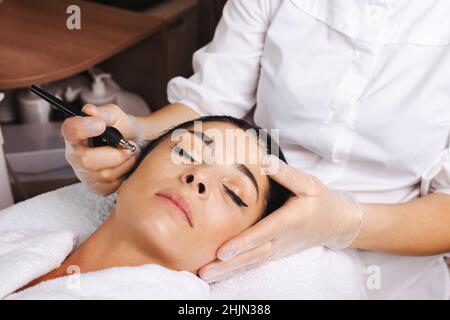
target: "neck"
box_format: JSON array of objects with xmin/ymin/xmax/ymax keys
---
[{"xmin": 24, "ymin": 210, "xmax": 164, "ymax": 289}]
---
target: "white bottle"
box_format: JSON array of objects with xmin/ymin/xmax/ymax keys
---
[{"xmin": 80, "ymin": 73, "xmax": 117, "ymax": 106}]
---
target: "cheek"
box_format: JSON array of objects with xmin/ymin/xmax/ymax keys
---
[
  {"xmin": 123, "ymin": 153, "xmax": 182, "ymax": 196},
  {"xmin": 192, "ymin": 209, "xmax": 246, "ymax": 259},
  {"xmin": 115, "ymin": 194, "xmax": 196, "ymax": 268},
  {"xmin": 207, "ymin": 214, "xmax": 242, "ymax": 243}
]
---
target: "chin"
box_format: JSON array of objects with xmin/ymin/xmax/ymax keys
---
[{"xmin": 140, "ymin": 213, "xmax": 194, "ymax": 258}]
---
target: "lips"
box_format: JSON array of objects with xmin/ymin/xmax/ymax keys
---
[{"xmin": 156, "ymin": 191, "xmax": 194, "ymax": 228}]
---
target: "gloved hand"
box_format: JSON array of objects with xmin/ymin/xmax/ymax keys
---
[
  {"xmin": 198, "ymin": 155, "xmax": 364, "ymax": 282},
  {"xmin": 61, "ymin": 104, "xmax": 145, "ymax": 196}
]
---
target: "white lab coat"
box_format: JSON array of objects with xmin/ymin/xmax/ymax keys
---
[{"xmin": 167, "ymin": 0, "xmax": 450, "ymax": 299}]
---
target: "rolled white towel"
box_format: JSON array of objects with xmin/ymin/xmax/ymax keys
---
[
  {"xmin": 1, "ymin": 228, "xmax": 209, "ymax": 300},
  {"xmin": 0, "ymin": 229, "xmax": 77, "ymax": 299},
  {"xmin": 7, "ymin": 264, "xmax": 209, "ymax": 300}
]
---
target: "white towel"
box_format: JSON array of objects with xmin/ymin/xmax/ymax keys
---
[
  {"xmin": 0, "ymin": 228, "xmax": 209, "ymax": 300},
  {"xmin": 210, "ymin": 247, "xmax": 366, "ymax": 299},
  {"xmin": 7, "ymin": 264, "xmax": 209, "ymax": 300},
  {"xmin": 0, "ymin": 183, "xmax": 367, "ymax": 299},
  {"xmin": 0, "ymin": 229, "xmax": 77, "ymax": 299}
]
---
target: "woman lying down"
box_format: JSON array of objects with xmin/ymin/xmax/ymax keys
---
[
  {"xmin": 3, "ymin": 116, "xmax": 365, "ymax": 299},
  {"xmin": 11, "ymin": 116, "xmax": 291, "ymax": 294}
]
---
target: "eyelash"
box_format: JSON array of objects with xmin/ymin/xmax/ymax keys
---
[
  {"xmin": 173, "ymin": 145, "xmax": 248, "ymax": 208},
  {"xmin": 223, "ymin": 186, "xmax": 248, "ymax": 208}
]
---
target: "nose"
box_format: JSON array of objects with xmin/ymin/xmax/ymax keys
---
[{"xmin": 182, "ymin": 171, "xmax": 210, "ymax": 198}]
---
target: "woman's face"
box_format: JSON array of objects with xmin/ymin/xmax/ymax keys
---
[{"xmin": 114, "ymin": 121, "xmax": 270, "ymax": 273}]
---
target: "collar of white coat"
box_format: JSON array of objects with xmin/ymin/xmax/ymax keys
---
[{"xmin": 289, "ymin": 0, "xmax": 450, "ymax": 46}]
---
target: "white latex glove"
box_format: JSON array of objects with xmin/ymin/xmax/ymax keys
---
[
  {"xmin": 61, "ymin": 104, "xmax": 144, "ymax": 196},
  {"xmin": 199, "ymin": 155, "xmax": 364, "ymax": 282}
]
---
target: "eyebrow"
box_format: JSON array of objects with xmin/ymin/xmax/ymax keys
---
[
  {"xmin": 234, "ymin": 164, "xmax": 260, "ymax": 200},
  {"xmin": 188, "ymin": 129, "xmax": 260, "ymax": 200},
  {"xmin": 188, "ymin": 130, "xmax": 214, "ymax": 145}
]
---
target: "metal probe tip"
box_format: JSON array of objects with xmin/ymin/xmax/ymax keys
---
[{"xmin": 119, "ymin": 139, "xmax": 137, "ymax": 153}]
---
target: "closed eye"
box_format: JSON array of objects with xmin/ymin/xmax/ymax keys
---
[
  {"xmin": 223, "ymin": 185, "xmax": 248, "ymax": 208},
  {"xmin": 173, "ymin": 145, "xmax": 196, "ymax": 163}
]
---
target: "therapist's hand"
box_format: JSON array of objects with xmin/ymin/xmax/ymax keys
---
[
  {"xmin": 198, "ymin": 155, "xmax": 364, "ymax": 282},
  {"xmin": 61, "ymin": 104, "xmax": 143, "ymax": 196}
]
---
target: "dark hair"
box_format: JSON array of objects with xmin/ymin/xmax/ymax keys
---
[{"xmin": 125, "ymin": 115, "xmax": 293, "ymax": 219}]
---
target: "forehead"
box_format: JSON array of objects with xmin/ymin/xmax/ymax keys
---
[{"xmin": 174, "ymin": 121, "xmax": 266, "ymax": 165}]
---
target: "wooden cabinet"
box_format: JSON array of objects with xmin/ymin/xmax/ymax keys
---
[
  {"xmin": 99, "ymin": 0, "xmax": 200, "ymax": 110},
  {"xmin": 0, "ymin": 0, "xmax": 165, "ymax": 90}
]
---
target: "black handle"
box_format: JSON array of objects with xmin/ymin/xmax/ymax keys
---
[{"xmin": 88, "ymin": 126, "xmax": 124, "ymax": 148}]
